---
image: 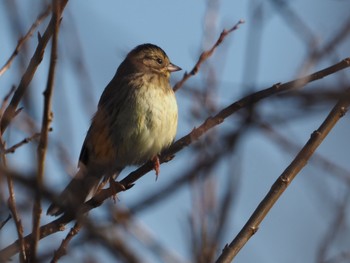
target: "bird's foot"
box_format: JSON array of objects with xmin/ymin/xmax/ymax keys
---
[
  {"xmin": 109, "ymin": 178, "xmax": 126, "ymax": 203},
  {"xmin": 152, "ymin": 155, "xmax": 160, "ymax": 180}
]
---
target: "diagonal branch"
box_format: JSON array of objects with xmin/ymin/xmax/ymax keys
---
[
  {"xmin": 51, "ymin": 222, "xmax": 82, "ymax": 262},
  {"xmin": 123, "ymin": 57, "xmax": 350, "ymax": 187},
  {"xmin": 0, "ymin": 0, "xmax": 68, "ymax": 135},
  {"xmin": 173, "ymin": 19, "xmax": 245, "ymax": 92},
  {"xmin": 0, "ymin": 5, "xmax": 51, "ymax": 76},
  {"xmin": 4, "ymin": 133, "xmax": 41, "ymax": 154},
  {"xmin": 0, "ymin": 214, "xmax": 12, "ymax": 230},
  {"xmin": 215, "ymin": 88, "xmax": 350, "ymax": 262},
  {"xmin": 0, "ymin": 57, "xmax": 349, "ymax": 262}
]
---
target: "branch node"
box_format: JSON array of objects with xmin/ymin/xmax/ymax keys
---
[
  {"xmin": 339, "ymin": 106, "xmax": 348, "ymax": 117},
  {"xmin": 58, "ymin": 224, "xmax": 66, "ymax": 231},
  {"xmin": 15, "ymin": 107, "xmax": 23, "ymax": 117},
  {"xmin": 311, "ymin": 130, "xmax": 321, "ymax": 139},
  {"xmin": 250, "ymin": 226, "xmax": 259, "ymax": 235},
  {"xmin": 273, "ymin": 82, "xmax": 282, "ymax": 90},
  {"xmin": 37, "ymin": 31, "xmax": 42, "ymax": 42},
  {"xmin": 280, "ymin": 175, "xmax": 290, "ymax": 184}
]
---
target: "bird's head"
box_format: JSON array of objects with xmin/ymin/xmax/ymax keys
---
[{"xmin": 124, "ymin": 43, "xmax": 181, "ymax": 78}]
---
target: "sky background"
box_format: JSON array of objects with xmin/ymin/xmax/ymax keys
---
[{"xmin": 1, "ymin": 1, "xmax": 350, "ymax": 262}]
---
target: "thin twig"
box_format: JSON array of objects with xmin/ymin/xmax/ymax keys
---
[
  {"xmin": 0, "ymin": 86, "xmax": 16, "ymax": 118},
  {"xmin": 30, "ymin": 1, "xmax": 62, "ymax": 261},
  {"xmin": 0, "ymin": 5, "xmax": 51, "ymax": 76},
  {"xmin": 300, "ymin": 15, "xmax": 350, "ymax": 76},
  {"xmin": 215, "ymin": 88, "xmax": 350, "ymax": 263},
  {"xmin": 314, "ymin": 16, "xmax": 350, "ymax": 59},
  {"xmin": 120, "ymin": 216, "xmax": 185, "ymax": 263},
  {"xmin": 259, "ymin": 120, "xmax": 350, "ymax": 185},
  {"xmin": 0, "ymin": 103, "xmax": 26, "ymax": 262},
  {"xmin": 173, "ymin": 19, "xmax": 245, "ymax": 92},
  {"xmin": 84, "ymin": 220, "xmax": 144, "ymax": 263},
  {"xmin": 0, "ymin": 0, "xmax": 68, "ymax": 135},
  {"xmin": 4, "ymin": 133, "xmax": 41, "ymax": 154},
  {"xmin": 316, "ymin": 191, "xmax": 350, "ymax": 263},
  {"xmin": 0, "ymin": 57, "xmax": 349, "ymax": 263},
  {"xmin": 269, "ymin": 0, "xmax": 317, "ymax": 48},
  {"xmin": 0, "ymin": 214, "xmax": 12, "ymax": 230},
  {"xmin": 6, "ymin": 193, "xmax": 26, "ymax": 262},
  {"xmin": 51, "ymin": 222, "xmax": 82, "ymax": 263}
]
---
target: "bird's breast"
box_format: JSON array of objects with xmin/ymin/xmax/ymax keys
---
[{"xmin": 114, "ymin": 78, "xmax": 178, "ymax": 165}]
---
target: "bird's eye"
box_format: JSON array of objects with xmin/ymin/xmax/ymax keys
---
[{"xmin": 156, "ymin": 58, "xmax": 163, "ymax": 65}]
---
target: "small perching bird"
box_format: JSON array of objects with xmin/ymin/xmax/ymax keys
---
[{"xmin": 47, "ymin": 43, "xmax": 181, "ymax": 216}]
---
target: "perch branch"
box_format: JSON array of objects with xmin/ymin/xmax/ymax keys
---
[{"xmin": 0, "ymin": 56, "xmax": 349, "ymax": 262}]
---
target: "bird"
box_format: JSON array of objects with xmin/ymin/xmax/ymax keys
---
[{"xmin": 47, "ymin": 43, "xmax": 181, "ymax": 216}]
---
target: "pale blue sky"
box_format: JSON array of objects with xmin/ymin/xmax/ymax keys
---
[{"xmin": 1, "ymin": 1, "xmax": 350, "ymax": 262}]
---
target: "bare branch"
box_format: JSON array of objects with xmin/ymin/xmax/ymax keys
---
[
  {"xmin": 30, "ymin": 1, "xmax": 62, "ymax": 261},
  {"xmin": 4, "ymin": 133, "xmax": 41, "ymax": 154},
  {"xmin": 0, "ymin": 0, "xmax": 68, "ymax": 135},
  {"xmin": 316, "ymin": 191, "xmax": 350, "ymax": 263},
  {"xmin": 215, "ymin": 88, "xmax": 350, "ymax": 263},
  {"xmin": 51, "ymin": 222, "xmax": 82, "ymax": 263},
  {"xmin": 0, "ymin": 57, "xmax": 349, "ymax": 262},
  {"xmin": 85, "ymin": 222, "xmax": 143, "ymax": 263},
  {"xmin": 123, "ymin": 57, "xmax": 350, "ymax": 186},
  {"xmin": 6, "ymin": 193, "xmax": 26, "ymax": 262},
  {"xmin": 0, "ymin": 5, "xmax": 51, "ymax": 76},
  {"xmin": 0, "ymin": 214, "xmax": 12, "ymax": 230},
  {"xmin": 0, "ymin": 88, "xmax": 27, "ymax": 261},
  {"xmin": 173, "ymin": 19, "xmax": 245, "ymax": 92},
  {"xmin": 0, "ymin": 86, "xmax": 16, "ymax": 119}
]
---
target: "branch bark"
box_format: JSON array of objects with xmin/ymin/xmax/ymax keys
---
[
  {"xmin": 0, "ymin": 57, "xmax": 349, "ymax": 262},
  {"xmin": 215, "ymin": 88, "xmax": 350, "ymax": 263},
  {"xmin": 30, "ymin": 1, "xmax": 62, "ymax": 261},
  {"xmin": 0, "ymin": 0, "xmax": 68, "ymax": 134},
  {"xmin": 173, "ymin": 19, "xmax": 245, "ymax": 92},
  {"xmin": 0, "ymin": 5, "xmax": 51, "ymax": 76}
]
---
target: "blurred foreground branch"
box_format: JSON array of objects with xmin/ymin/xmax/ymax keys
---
[
  {"xmin": 0, "ymin": 5, "xmax": 51, "ymax": 77},
  {"xmin": 31, "ymin": 1, "xmax": 62, "ymax": 261},
  {"xmin": 0, "ymin": 0, "xmax": 68, "ymax": 134}
]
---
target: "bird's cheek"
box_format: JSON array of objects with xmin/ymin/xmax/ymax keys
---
[{"xmin": 163, "ymin": 70, "xmax": 170, "ymax": 78}]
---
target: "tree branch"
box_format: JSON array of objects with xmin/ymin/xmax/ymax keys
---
[
  {"xmin": 0, "ymin": 5, "xmax": 51, "ymax": 76},
  {"xmin": 0, "ymin": 57, "xmax": 349, "ymax": 262},
  {"xmin": 173, "ymin": 19, "xmax": 245, "ymax": 92},
  {"xmin": 30, "ymin": 1, "xmax": 62, "ymax": 261},
  {"xmin": 0, "ymin": 0, "xmax": 68, "ymax": 134},
  {"xmin": 215, "ymin": 88, "xmax": 350, "ymax": 263},
  {"xmin": 4, "ymin": 133, "xmax": 41, "ymax": 154},
  {"xmin": 51, "ymin": 222, "xmax": 82, "ymax": 262}
]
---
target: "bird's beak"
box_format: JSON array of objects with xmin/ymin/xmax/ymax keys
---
[{"xmin": 167, "ymin": 63, "xmax": 182, "ymax": 72}]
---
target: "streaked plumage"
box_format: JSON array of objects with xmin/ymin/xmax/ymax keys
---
[{"xmin": 47, "ymin": 44, "xmax": 180, "ymax": 216}]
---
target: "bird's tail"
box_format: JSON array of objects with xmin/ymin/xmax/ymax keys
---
[{"xmin": 47, "ymin": 166, "xmax": 103, "ymax": 216}]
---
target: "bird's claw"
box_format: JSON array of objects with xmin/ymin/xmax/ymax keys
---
[
  {"xmin": 109, "ymin": 178, "xmax": 126, "ymax": 202},
  {"xmin": 152, "ymin": 156, "xmax": 160, "ymax": 180}
]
